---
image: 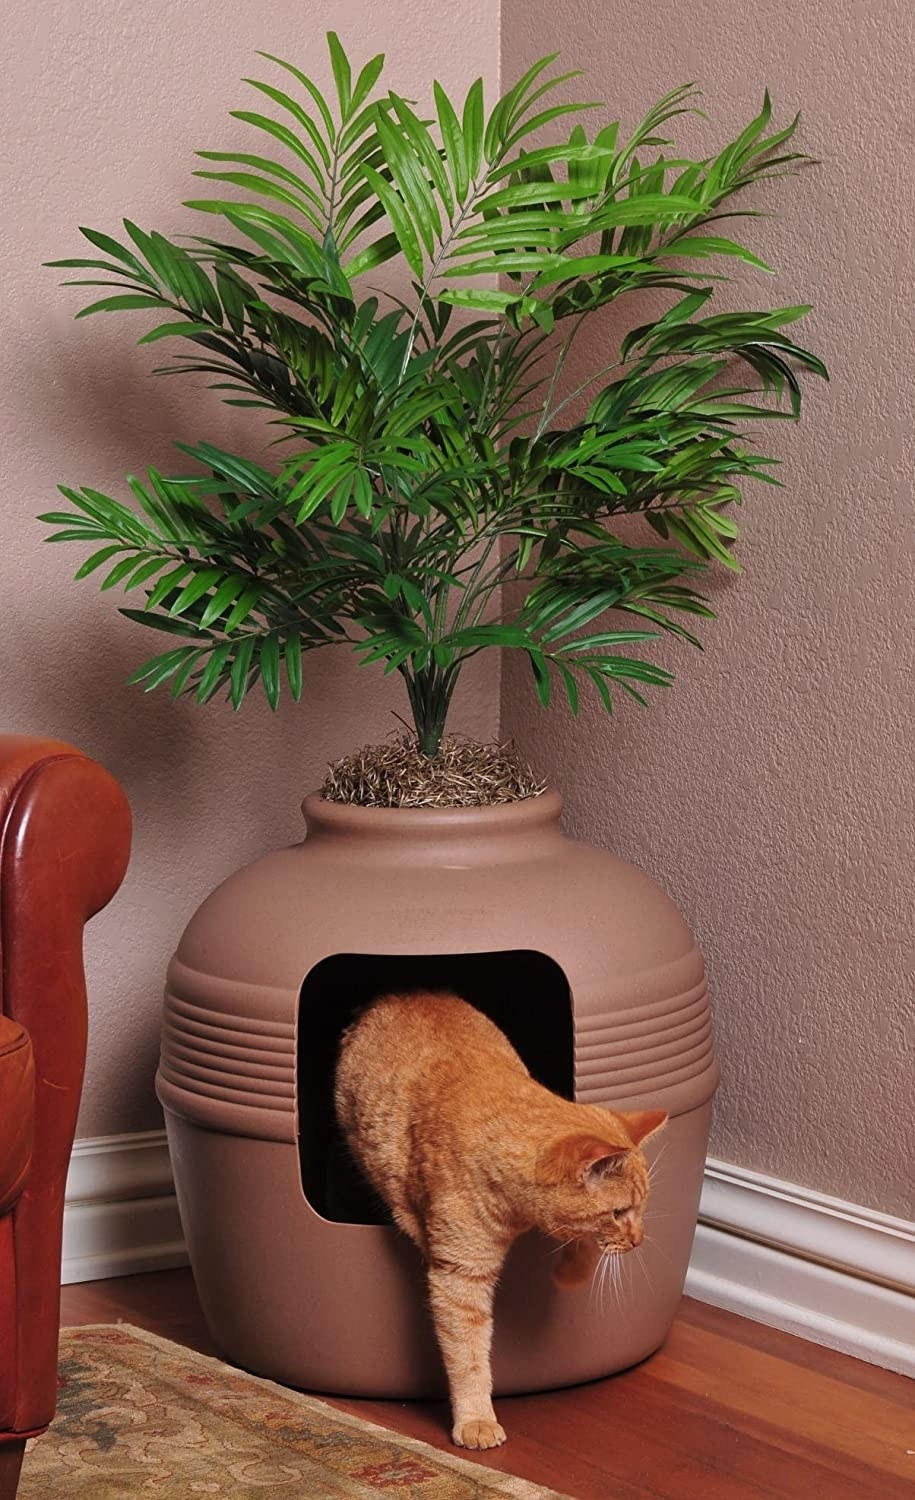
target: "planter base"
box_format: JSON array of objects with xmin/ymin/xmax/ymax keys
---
[
  {"xmin": 162, "ymin": 1103, "xmax": 711, "ymax": 1397},
  {"xmin": 157, "ymin": 790, "xmax": 718, "ymax": 1397}
]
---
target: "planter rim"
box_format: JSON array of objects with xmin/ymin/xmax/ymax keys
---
[{"xmin": 301, "ymin": 786, "xmax": 562, "ymax": 841}]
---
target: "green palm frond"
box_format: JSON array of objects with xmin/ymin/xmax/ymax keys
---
[{"xmin": 43, "ymin": 33, "xmax": 826, "ymax": 754}]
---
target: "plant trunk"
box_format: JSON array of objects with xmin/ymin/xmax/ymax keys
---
[{"xmin": 402, "ymin": 665, "xmax": 456, "ymax": 759}]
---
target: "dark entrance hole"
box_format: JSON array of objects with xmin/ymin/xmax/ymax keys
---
[{"xmin": 296, "ymin": 951, "xmax": 574, "ymax": 1224}]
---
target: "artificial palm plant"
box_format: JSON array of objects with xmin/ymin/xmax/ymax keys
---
[{"xmin": 42, "ymin": 34, "xmax": 825, "ymax": 757}]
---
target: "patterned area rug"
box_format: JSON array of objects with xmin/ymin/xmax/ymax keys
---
[{"xmin": 20, "ymin": 1326, "xmax": 570, "ymax": 1498}]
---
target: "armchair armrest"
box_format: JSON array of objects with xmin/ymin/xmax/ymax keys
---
[
  {"xmin": 0, "ymin": 736, "xmax": 131, "ymax": 1443},
  {"xmin": 0, "ymin": 1019, "xmax": 33, "ymax": 1218}
]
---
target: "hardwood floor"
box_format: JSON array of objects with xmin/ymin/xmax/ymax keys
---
[{"xmin": 60, "ymin": 1270, "xmax": 914, "ymax": 1499}]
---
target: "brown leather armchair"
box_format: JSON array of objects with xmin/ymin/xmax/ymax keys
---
[{"xmin": 0, "ymin": 737, "xmax": 130, "ymax": 1500}]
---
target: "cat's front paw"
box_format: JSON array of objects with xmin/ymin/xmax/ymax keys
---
[{"xmin": 453, "ymin": 1418, "xmax": 507, "ymax": 1450}]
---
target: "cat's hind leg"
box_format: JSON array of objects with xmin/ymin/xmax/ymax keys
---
[{"xmin": 425, "ymin": 1256, "xmax": 506, "ymax": 1449}]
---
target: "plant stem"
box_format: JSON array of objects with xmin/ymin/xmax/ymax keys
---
[
  {"xmin": 534, "ymin": 313, "xmax": 587, "ymax": 438},
  {"xmin": 401, "ymin": 663, "xmax": 456, "ymax": 758}
]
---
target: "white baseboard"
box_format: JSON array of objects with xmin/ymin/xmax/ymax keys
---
[
  {"xmin": 62, "ymin": 1130, "xmax": 187, "ymax": 1285},
  {"xmin": 689, "ymin": 1158, "xmax": 915, "ymax": 1377},
  {"xmin": 62, "ymin": 1134, "xmax": 915, "ymax": 1377}
]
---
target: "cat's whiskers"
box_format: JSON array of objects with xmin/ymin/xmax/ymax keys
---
[
  {"xmin": 642, "ymin": 1231, "xmax": 674, "ymax": 1270},
  {"xmin": 632, "ymin": 1242, "xmax": 655, "ymax": 1299},
  {"xmin": 590, "ymin": 1244, "xmax": 633, "ymax": 1314},
  {"xmin": 647, "ymin": 1141, "xmax": 670, "ymax": 1183},
  {"xmin": 591, "ymin": 1247, "xmax": 616, "ymax": 1314},
  {"xmin": 603, "ymin": 1252, "xmax": 614, "ymax": 1311},
  {"xmin": 610, "ymin": 1250, "xmax": 623, "ymax": 1306},
  {"xmin": 603, "ymin": 1251, "xmax": 617, "ymax": 1314},
  {"xmin": 589, "ymin": 1248, "xmax": 605, "ymax": 1310}
]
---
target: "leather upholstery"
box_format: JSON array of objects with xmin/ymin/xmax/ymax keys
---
[
  {"xmin": 0, "ymin": 1020, "xmax": 33, "ymax": 1218},
  {"xmin": 0, "ymin": 736, "xmax": 130, "ymax": 1452}
]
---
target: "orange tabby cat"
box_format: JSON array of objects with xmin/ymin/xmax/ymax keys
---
[{"xmin": 335, "ymin": 991, "xmax": 666, "ymax": 1450}]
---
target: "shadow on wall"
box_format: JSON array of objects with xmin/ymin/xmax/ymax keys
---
[
  {"xmin": 3, "ymin": 597, "xmax": 322, "ymax": 841},
  {"xmin": 35, "ymin": 313, "xmax": 275, "ymax": 492}
]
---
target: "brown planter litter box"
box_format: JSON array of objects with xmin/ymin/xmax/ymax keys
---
[{"xmin": 157, "ymin": 789, "xmax": 718, "ymax": 1397}]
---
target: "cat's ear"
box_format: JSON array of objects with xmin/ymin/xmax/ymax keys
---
[
  {"xmin": 621, "ymin": 1109, "xmax": 669, "ymax": 1146},
  {"xmin": 539, "ymin": 1133, "xmax": 630, "ymax": 1187}
]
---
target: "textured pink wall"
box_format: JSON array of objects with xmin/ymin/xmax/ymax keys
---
[
  {"xmin": 4, "ymin": 2, "xmax": 911, "ymax": 1215},
  {"xmin": 0, "ymin": 2, "xmax": 500, "ymax": 1136},
  {"xmin": 501, "ymin": 1, "xmax": 915, "ymax": 1215}
]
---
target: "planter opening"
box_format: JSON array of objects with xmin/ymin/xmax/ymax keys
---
[{"xmin": 296, "ymin": 950, "xmax": 573, "ymax": 1224}]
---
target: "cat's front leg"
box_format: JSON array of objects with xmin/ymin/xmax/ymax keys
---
[{"xmin": 426, "ymin": 1257, "xmax": 506, "ymax": 1449}]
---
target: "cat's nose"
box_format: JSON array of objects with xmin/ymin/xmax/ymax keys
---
[{"xmin": 629, "ymin": 1224, "xmax": 644, "ymax": 1248}]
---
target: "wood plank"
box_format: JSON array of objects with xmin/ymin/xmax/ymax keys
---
[
  {"xmin": 656, "ymin": 1320, "xmax": 914, "ymax": 1480},
  {"xmin": 58, "ymin": 1271, "xmax": 915, "ymax": 1500},
  {"xmin": 677, "ymin": 1297, "xmax": 915, "ymax": 1406}
]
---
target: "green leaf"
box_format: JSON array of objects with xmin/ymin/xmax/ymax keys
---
[
  {"xmin": 230, "ymin": 635, "xmax": 257, "ymax": 709},
  {"xmin": 361, "ymin": 165, "xmax": 424, "ymax": 279},
  {"xmin": 199, "ymin": 574, "xmax": 245, "ymax": 628},
  {"xmin": 665, "ymin": 235, "xmax": 773, "ymax": 271},
  {"xmin": 196, "ymin": 642, "xmax": 234, "ymax": 703},
  {"xmin": 138, "ymin": 320, "xmax": 214, "ymax": 344},
  {"xmin": 556, "ymin": 661, "xmax": 580, "ymax": 715},
  {"xmin": 214, "ymin": 265, "xmax": 252, "ymax": 335},
  {"xmin": 389, "ymin": 93, "xmax": 454, "ymax": 217},
  {"xmin": 462, "ymin": 78, "xmax": 484, "ymax": 178},
  {"xmin": 326, "ymin": 32, "xmax": 353, "ymax": 117},
  {"xmin": 553, "ymin": 629, "xmax": 659, "ymax": 653},
  {"xmin": 73, "ymin": 544, "xmax": 124, "ymax": 580},
  {"xmin": 224, "ymin": 585, "xmax": 264, "ymax": 633},
  {"xmin": 242, "ymin": 74, "xmax": 334, "ymax": 162},
  {"xmin": 434, "ymin": 81, "xmax": 469, "ymax": 201},
  {"xmin": 478, "ymin": 179, "xmax": 596, "ymax": 212},
  {"xmin": 229, "ymin": 109, "xmax": 330, "ymax": 177},
  {"xmin": 503, "ymin": 100, "xmax": 599, "ymax": 153},
  {"xmin": 528, "ymin": 252, "xmax": 642, "ymax": 288},
  {"xmin": 254, "ymin": 53, "xmax": 336, "ymax": 153},
  {"xmin": 44, "ymin": 527, "xmax": 106, "ymax": 543},
  {"xmin": 197, "ymin": 147, "xmax": 323, "ymax": 197},
  {"xmin": 345, "ymin": 232, "xmax": 400, "ymax": 277},
  {"xmin": 74, "ymin": 293, "xmax": 167, "ymax": 318},
  {"xmin": 127, "ymin": 645, "xmax": 201, "ymax": 691},
  {"xmin": 123, "ymin": 555, "xmax": 170, "ymax": 592},
  {"xmin": 351, "ymin": 51, "xmax": 385, "ymax": 113},
  {"xmin": 176, "ymin": 441, "xmax": 275, "ymax": 495},
  {"xmin": 260, "ymin": 633, "xmax": 281, "ymax": 709},
  {"xmin": 146, "ymin": 564, "xmax": 192, "ymax": 611},
  {"xmin": 168, "ymin": 567, "xmax": 225, "ymax": 616},
  {"xmin": 169, "ymin": 648, "xmax": 206, "ymax": 698},
  {"xmin": 528, "ymin": 647, "xmax": 551, "ymax": 707},
  {"xmin": 119, "ymin": 609, "xmax": 210, "ymax": 640},
  {"xmin": 193, "ymin": 168, "xmax": 323, "ymax": 229},
  {"xmin": 77, "ymin": 227, "xmax": 150, "ymax": 278},
  {"xmin": 375, "ymin": 113, "xmax": 439, "ymax": 254},
  {"xmin": 101, "ymin": 553, "xmax": 149, "ymax": 591},
  {"xmin": 284, "ymin": 634, "xmax": 303, "ymax": 700},
  {"xmin": 437, "ymin": 287, "xmax": 521, "ymax": 312}
]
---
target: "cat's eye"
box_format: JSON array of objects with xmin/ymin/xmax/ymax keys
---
[{"xmin": 613, "ymin": 1206, "xmax": 633, "ymax": 1219}]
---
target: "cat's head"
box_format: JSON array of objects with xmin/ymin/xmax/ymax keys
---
[{"xmin": 534, "ymin": 1109, "xmax": 667, "ymax": 1260}]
